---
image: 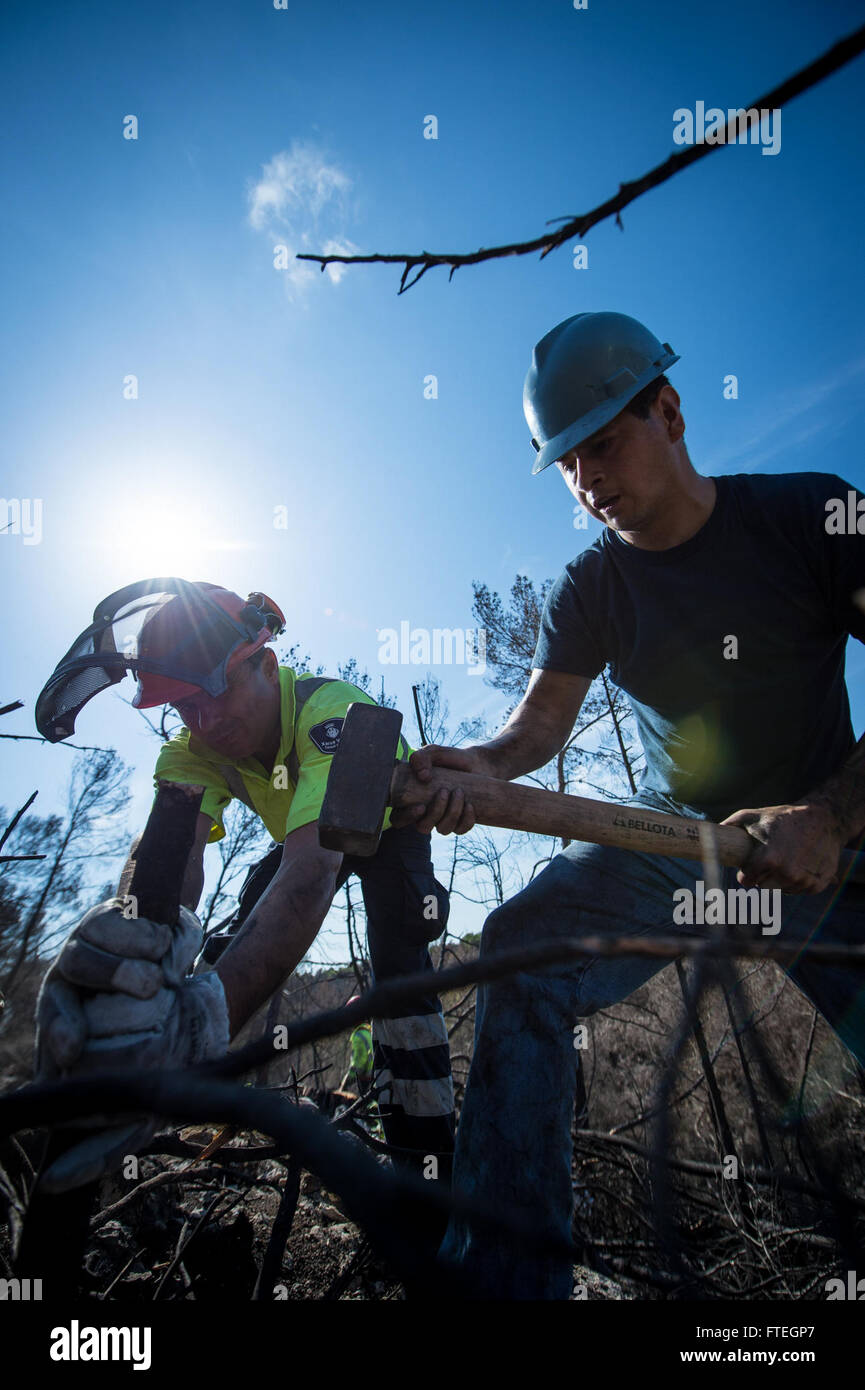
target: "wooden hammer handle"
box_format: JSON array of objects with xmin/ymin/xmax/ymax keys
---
[
  {"xmin": 128, "ymin": 780, "xmax": 205, "ymax": 924},
  {"xmin": 390, "ymin": 763, "xmax": 865, "ymax": 883}
]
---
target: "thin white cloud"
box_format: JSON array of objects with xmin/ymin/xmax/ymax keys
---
[
  {"xmin": 318, "ymin": 238, "xmax": 357, "ymax": 285},
  {"xmin": 247, "ymin": 142, "xmax": 359, "ymax": 295},
  {"xmin": 702, "ymin": 356, "xmax": 865, "ymax": 473}
]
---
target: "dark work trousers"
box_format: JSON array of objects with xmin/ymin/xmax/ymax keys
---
[
  {"xmin": 438, "ymin": 792, "xmax": 865, "ymax": 1299},
  {"xmin": 228, "ymin": 825, "xmax": 455, "ymax": 1182}
]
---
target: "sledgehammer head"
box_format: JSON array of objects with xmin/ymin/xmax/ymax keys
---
[{"xmin": 319, "ymin": 703, "xmax": 404, "ymax": 856}]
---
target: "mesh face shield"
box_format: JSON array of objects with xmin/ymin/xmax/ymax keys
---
[{"xmin": 35, "ymin": 578, "xmax": 284, "ymax": 742}]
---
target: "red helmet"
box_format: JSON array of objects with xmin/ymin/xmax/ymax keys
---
[
  {"xmin": 132, "ymin": 584, "xmax": 285, "ymax": 709},
  {"xmin": 35, "ymin": 578, "xmax": 286, "ymax": 742}
]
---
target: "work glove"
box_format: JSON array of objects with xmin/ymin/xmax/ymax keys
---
[{"xmin": 35, "ymin": 897, "xmax": 230, "ymax": 1193}]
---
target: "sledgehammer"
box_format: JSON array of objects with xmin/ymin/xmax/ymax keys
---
[{"xmin": 319, "ymin": 703, "xmax": 865, "ymax": 883}]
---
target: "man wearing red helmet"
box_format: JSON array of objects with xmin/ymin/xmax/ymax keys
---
[{"xmin": 34, "ymin": 579, "xmax": 455, "ymax": 1196}]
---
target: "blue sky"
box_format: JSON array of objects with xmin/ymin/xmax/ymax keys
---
[{"xmin": 2, "ymin": 0, "xmax": 863, "ymax": 948}]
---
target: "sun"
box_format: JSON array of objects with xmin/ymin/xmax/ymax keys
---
[{"xmin": 99, "ymin": 491, "xmax": 249, "ymax": 582}]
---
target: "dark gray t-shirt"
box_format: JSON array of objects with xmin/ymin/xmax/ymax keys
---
[{"xmin": 533, "ymin": 472, "xmax": 865, "ymax": 821}]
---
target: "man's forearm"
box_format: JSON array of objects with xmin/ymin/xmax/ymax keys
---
[
  {"xmin": 214, "ymin": 863, "xmax": 336, "ymax": 1037},
  {"xmin": 807, "ymin": 732, "xmax": 865, "ymax": 845},
  {"xmin": 475, "ymin": 706, "xmax": 567, "ymax": 781},
  {"xmin": 180, "ymin": 862, "xmax": 204, "ymax": 913}
]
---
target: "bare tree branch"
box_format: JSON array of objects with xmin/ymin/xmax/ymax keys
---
[
  {"xmin": 0, "ymin": 792, "xmax": 39, "ymax": 857},
  {"xmin": 187, "ymin": 932, "xmax": 865, "ymax": 1086},
  {"xmin": 297, "ymin": 24, "xmax": 865, "ymax": 291},
  {"xmin": 0, "ymin": 734, "xmax": 110, "ymax": 752}
]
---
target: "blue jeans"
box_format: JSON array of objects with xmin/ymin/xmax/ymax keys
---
[{"xmin": 437, "ymin": 794, "xmax": 865, "ymax": 1299}]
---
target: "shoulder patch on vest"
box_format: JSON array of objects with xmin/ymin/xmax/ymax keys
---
[{"xmin": 308, "ymin": 717, "xmax": 344, "ymax": 755}]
